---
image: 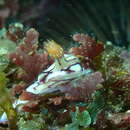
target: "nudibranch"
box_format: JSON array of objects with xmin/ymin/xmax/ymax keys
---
[
  {"xmin": 0, "ymin": 40, "xmax": 92, "ymax": 123},
  {"xmin": 26, "ymin": 40, "xmax": 92, "ymax": 94}
]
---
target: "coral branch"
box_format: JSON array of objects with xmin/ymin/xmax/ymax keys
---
[
  {"xmin": 70, "ymin": 33, "xmax": 104, "ymax": 68},
  {"xmin": 9, "ymin": 28, "xmax": 51, "ymax": 83}
]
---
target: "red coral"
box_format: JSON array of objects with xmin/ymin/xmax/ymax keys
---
[
  {"xmin": 95, "ymin": 110, "xmax": 108, "ymax": 129},
  {"xmin": 70, "ymin": 33, "xmax": 104, "ymax": 68},
  {"xmin": 18, "ymin": 72, "xmax": 103, "ymax": 113},
  {"xmin": 49, "ymin": 96, "xmax": 63, "ymax": 105},
  {"xmin": 12, "ymin": 83, "xmax": 26, "ymax": 96},
  {"xmin": 19, "ymin": 91, "xmax": 41, "ymax": 113},
  {"xmin": 110, "ymin": 75, "xmax": 130, "ymax": 101},
  {"xmin": 19, "ymin": 91, "xmax": 41, "ymax": 101},
  {"xmin": 60, "ymin": 72, "xmax": 104, "ymax": 101},
  {"xmin": 22, "ymin": 101, "xmax": 40, "ymax": 113},
  {"xmin": 9, "ymin": 28, "xmax": 51, "ymax": 83}
]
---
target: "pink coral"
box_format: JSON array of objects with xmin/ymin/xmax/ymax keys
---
[
  {"xmin": 22, "ymin": 101, "xmax": 40, "ymax": 113},
  {"xmin": 9, "ymin": 28, "xmax": 51, "ymax": 83},
  {"xmin": 12, "ymin": 83, "xmax": 26, "ymax": 96},
  {"xmin": 49, "ymin": 96, "xmax": 63, "ymax": 105},
  {"xmin": 19, "ymin": 91, "xmax": 40, "ymax": 101},
  {"xmin": 70, "ymin": 33, "xmax": 104, "ymax": 68},
  {"xmin": 15, "ymin": 71, "xmax": 104, "ymax": 113},
  {"xmin": 111, "ymin": 75, "xmax": 130, "ymax": 101},
  {"xmin": 60, "ymin": 72, "xmax": 104, "ymax": 101}
]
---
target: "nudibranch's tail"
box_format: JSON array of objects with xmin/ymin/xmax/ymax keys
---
[{"xmin": 44, "ymin": 40, "xmax": 64, "ymax": 59}]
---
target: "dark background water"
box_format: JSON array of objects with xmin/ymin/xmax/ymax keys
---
[{"xmin": 5, "ymin": 0, "xmax": 130, "ymax": 47}]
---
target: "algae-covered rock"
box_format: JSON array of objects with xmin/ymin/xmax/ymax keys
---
[{"xmin": 0, "ymin": 38, "xmax": 16, "ymax": 71}]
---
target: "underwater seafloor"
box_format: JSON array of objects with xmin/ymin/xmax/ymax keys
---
[{"xmin": 0, "ymin": 0, "xmax": 130, "ymax": 130}]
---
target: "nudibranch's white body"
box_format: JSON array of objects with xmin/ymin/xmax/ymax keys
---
[
  {"xmin": 26, "ymin": 54, "xmax": 92, "ymax": 94},
  {"xmin": 0, "ymin": 40, "xmax": 92, "ymax": 124}
]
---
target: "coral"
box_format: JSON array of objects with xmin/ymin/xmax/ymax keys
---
[
  {"xmin": 6, "ymin": 23, "xmax": 24, "ymax": 43},
  {"xmin": 19, "ymin": 91, "xmax": 40, "ymax": 101},
  {"xmin": 107, "ymin": 112, "xmax": 130, "ymax": 128},
  {"xmin": 49, "ymin": 96, "xmax": 63, "ymax": 105},
  {"xmin": 70, "ymin": 33, "xmax": 104, "ymax": 68},
  {"xmin": 11, "ymin": 82, "xmax": 26, "ymax": 96},
  {"xmin": 60, "ymin": 71, "xmax": 104, "ymax": 101},
  {"xmin": 22, "ymin": 101, "xmax": 40, "ymax": 113},
  {"xmin": 111, "ymin": 75, "xmax": 130, "ymax": 97},
  {"xmin": 9, "ymin": 28, "xmax": 51, "ymax": 83}
]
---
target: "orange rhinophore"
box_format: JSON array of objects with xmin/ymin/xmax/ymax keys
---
[{"xmin": 44, "ymin": 40, "xmax": 64, "ymax": 59}]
